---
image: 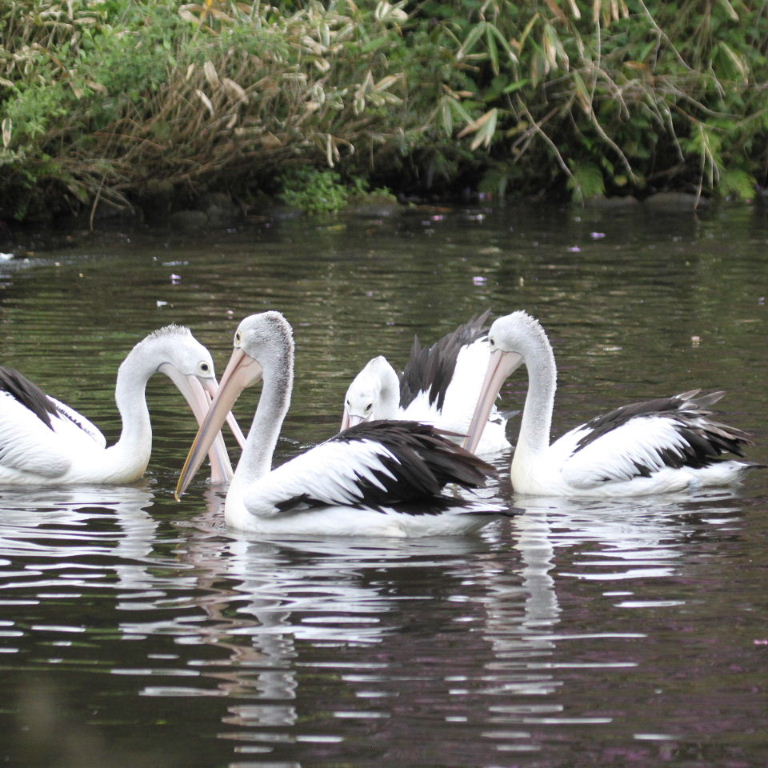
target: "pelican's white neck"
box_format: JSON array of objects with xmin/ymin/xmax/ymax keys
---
[
  {"xmin": 237, "ymin": 343, "xmax": 294, "ymax": 484},
  {"xmin": 512, "ymin": 319, "xmax": 557, "ymax": 460},
  {"xmin": 107, "ymin": 326, "xmax": 200, "ymax": 482},
  {"xmin": 106, "ymin": 343, "xmax": 157, "ymax": 479}
]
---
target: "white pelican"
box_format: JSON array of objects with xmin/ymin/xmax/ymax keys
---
[
  {"xmin": 0, "ymin": 325, "xmax": 244, "ymax": 486},
  {"xmin": 341, "ymin": 312, "xmax": 511, "ymax": 454},
  {"xmin": 176, "ymin": 311, "xmax": 505, "ymax": 537},
  {"xmin": 463, "ymin": 310, "xmax": 762, "ymax": 497}
]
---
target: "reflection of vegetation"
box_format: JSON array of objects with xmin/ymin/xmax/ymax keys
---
[{"xmin": 1, "ymin": 0, "xmax": 767, "ymax": 221}]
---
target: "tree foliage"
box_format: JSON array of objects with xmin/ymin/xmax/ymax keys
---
[{"xmin": 1, "ymin": 0, "xmax": 766, "ymax": 220}]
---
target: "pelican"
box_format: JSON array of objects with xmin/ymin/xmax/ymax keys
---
[
  {"xmin": 463, "ymin": 310, "xmax": 762, "ymax": 497},
  {"xmin": 341, "ymin": 312, "xmax": 511, "ymax": 454},
  {"xmin": 0, "ymin": 325, "xmax": 244, "ymax": 486},
  {"xmin": 176, "ymin": 311, "xmax": 505, "ymax": 537}
]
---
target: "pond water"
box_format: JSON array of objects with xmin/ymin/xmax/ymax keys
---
[{"xmin": 0, "ymin": 201, "xmax": 767, "ymax": 767}]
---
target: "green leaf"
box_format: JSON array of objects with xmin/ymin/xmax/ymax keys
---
[
  {"xmin": 720, "ymin": 168, "xmax": 755, "ymax": 200},
  {"xmin": 486, "ymin": 25, "xmax": 499, "ymax": 75},
  {"xmin": 567, "ymin": 161, "xmax": 605, "ymax": 204},
  {"xmin": 715, "ymin": 0, "xmax": 739, "ymax": 21},
  {"xmin": 457, "ymin": 21, "xmax": 488, "ymax": 62},
  {"xmin": 572, "ymin": 71, "xmax": 591, "ymax": 113},
  {"xmin": 714, "ymin": 42, "xmax": 749, "ymax": 82},
  {"xmin": 502, "ymin": 78, "xmax": 530, "ymax": 94},
  {"xmin": 487, "ymin": 22, "xmax": 518, "ymax": 65}
]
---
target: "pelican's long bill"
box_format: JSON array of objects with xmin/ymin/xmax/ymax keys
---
[
  {"xmin": 200, "ymin": 378, "xmax": 248, "ymax": 451},
  {"xmin": 175, "ymin": 348, "xmax": 263, "ymax": 500},
  {"xmin": 463, "ymin": 348, "xmax": 523, "ymax": 454},
  {"xmin": 340, "ymin": 409, "xmax": 364, "ymax": 432},
  {"xmin": 158, "ymin": 363, "xmax": 235, "ymax": 484}
]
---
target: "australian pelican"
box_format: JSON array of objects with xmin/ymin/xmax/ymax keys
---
[
  {"xmin": 463, "ymin": 310, "xmax": 762, "ymax": 496},
  {"xmin": 341, "ymin": 312, "xmax": 511, "ymax": 454},
  {"xmin": 176, "ymin": 311, "xmax": 505, "ymax": 537},
  {"xmin": 0, "ymin": 325, "xmax": 244, "ymax": 486}
]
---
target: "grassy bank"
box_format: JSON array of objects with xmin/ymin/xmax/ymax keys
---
[{"xmin": 1, "ymin": 0, "xmax": 767, "ymax": 223}]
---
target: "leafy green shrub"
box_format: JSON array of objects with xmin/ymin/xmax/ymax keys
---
[
  {"xmin": 1, "ymin": 0, "xmax": 767, "ymax": 221},
  {"xmin": 0, "ymin": 0, "xmax": 413, "ymax": 218},
  {"xmin": 279, "ymin": 168, "xmax": 350, "ymax": 214},
  {"xmin": 401, "ymin": 0, "xmax": 768, "ymax": 201}
]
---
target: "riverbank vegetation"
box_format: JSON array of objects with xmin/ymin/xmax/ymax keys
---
[{"xmin": 1, "ymin": 0, "xmax": 767, "ymax": 223}]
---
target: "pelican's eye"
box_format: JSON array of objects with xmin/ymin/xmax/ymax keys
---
[
  {"xmin": 489, "ymin": 337, "xmax": 496, "ymax": 347},
  {"xmin": 199, "ymin": 362, "xmax": 210, "ymax": 374},
  {"xmin": 364, "ymin": 403, "xmax": 373, "ymax": 414},
  {"xmin": 234, "ymin": 331, "xmax": 242, "ymax": 345}
]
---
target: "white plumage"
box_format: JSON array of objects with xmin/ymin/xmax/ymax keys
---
[
  {"xmin": 342, "ymin": 313, "xmax": 511, "ymax": 454},
  {"xmin": 176, "ymin": 312, "xmax": 503, "ymax": 537},
  {"xmin": 0, "ymin": 325, "xmax": 243, "ymax": 486},
  {"xmin": 463, "ymin": 310, "xmax": 761, "ymax": 497}
]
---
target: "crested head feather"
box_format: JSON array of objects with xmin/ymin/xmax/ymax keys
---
[
  {"xmin": 241, "ymin": 311, "xmax": 294, "ymax": 351},
  {"xmin": 136, "ymin": 324, "xmax": 193, "ymax": 349},
  {"xmin": 237, "ymin": 312, "xmax": 295, "ymax": 389},
  {"xmin": 492, "ymin": 310, "xmax": 545, "ymax": 337},
  {"xmin": 261, "ymin": 311, "xmax": 294, "ymax": 349},
  {"xmin": 147, "ymin": 324, "xmax": 192, "ymax": 340},
  {"xmin": 128, "ymin": 325, "xmax": 195, "ymax": 358},
  {"xmin": 348, "ymin": 356, "xmax": 399, "ymax": 398},
  {"xmin": 490, "ymin": 310, "xmax": 553, "ymax": 358}
]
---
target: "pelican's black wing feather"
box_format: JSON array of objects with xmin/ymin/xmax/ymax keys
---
[
  {"xmin": 399, "ymin": 310, "xmax": 491, "ymax": 411},
  {"xmin": 269, "ymin": 420, "xmax": 497, "ymax": 516},
  {"xmin": 574, "ymin": 390, "xmax": 755, "ymax": 474},
  {"xmin": 0, "ymin": 366, "xmax": 58, "ymax": 429}
]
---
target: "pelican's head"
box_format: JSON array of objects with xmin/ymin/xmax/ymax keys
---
[
  {"xmin": 230, "ymin": 311, "xmax": 295, "ymax": 384},
  {"xmin": 175, "ymin": 312, "xmax": 294, "ymax": 499},
  {"xmin": 126, "ymin": 325, "xmax": 244, "ymax": 482},
  {"xmin": 462, "ymin": 311, "xmax": 543, "ymax": 454},
  {"xmin": 486, "ymin": 311, "xmax": 549, "ymax": 361},
  {"xmin": 341, "ymin": 355, "xmax": 400, "ymax": 430},
  {"xmin": 131, "ymin": 325, "xmax": 212, "ymax": 378}
]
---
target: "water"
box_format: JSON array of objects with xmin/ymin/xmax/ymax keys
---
[{"xmin": 1, "ymin": 202, "xmax": 767, "ymax": 767}]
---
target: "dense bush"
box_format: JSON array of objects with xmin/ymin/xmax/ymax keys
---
[
  {"xmin": 0, "ymin": 0, "xmax": 766, "ymax": 221},
  {"xmin": 412, "ymin": 0, "xmax": 768, "ymax": 203}
]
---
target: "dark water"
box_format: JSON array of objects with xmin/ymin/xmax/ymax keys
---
[{"xmin": 1, "ymin": 202, "xmax": 767, "ymax": 767}]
